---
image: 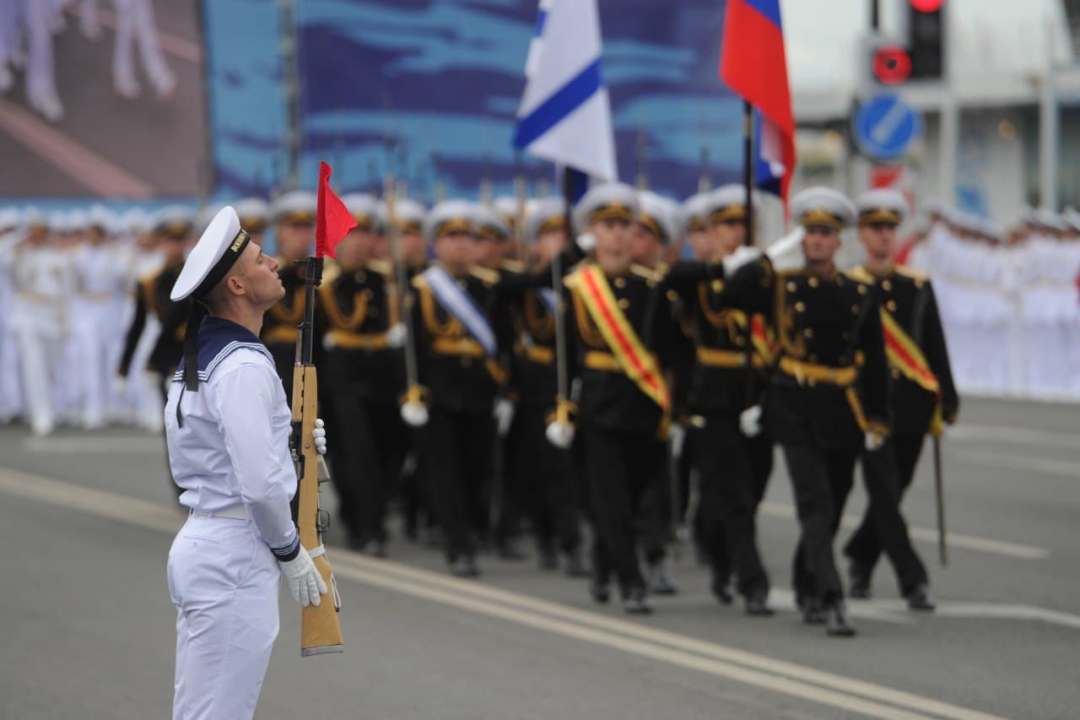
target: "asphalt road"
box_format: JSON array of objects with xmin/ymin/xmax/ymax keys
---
[{"xmin": 1, "ymin": 395, "xmax": 1077, "ymax": 719}]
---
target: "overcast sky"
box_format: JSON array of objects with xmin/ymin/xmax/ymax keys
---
[{"xmin": 781, "ymin": 0, "xmax": 1071, "ymax": 92}]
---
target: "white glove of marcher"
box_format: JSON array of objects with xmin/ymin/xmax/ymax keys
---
[
  {"xmin": 545, "ymin": 420, "xmax": 575, "ymax": 449},
  {"xmin": 386, "ymin": 323, "xmax": 407, "ymax": 349},
  {"xmin": 278, "ymin": 545, "xmax": 327, "ymax": 607},
  {"xmin": 576, "ymin": 232, "xmax": 596, "ymax": 253},
  {"xmin": 739, "ymin": 405, "xmax": 763, "ymax": 438},
  {"xmin": 865, "ymin": 432, "xmax": 885, "ymax": 452},
  {"xmin": 401, "ymin": 401, "xmax": 429, "ymax": 428},
  {"xmin": 721, "ymin": 245, "xmax": 762, "ymax": 276},
  {"xmin": 494, "ymin": 398, "xmax": 515, "ymax": 437},
  {"xmin": 322, "ymin": 334, "xmax": 336, "ymax": 350},
  {"xmin": 765, "ymin": 227, "xmax": 805, "ymax": 272},
  {"xmin": 313, "ymin": 418, "xmax": 327, "ymax": 455},
  {"xmin": 669, "ymin": 423, "xmax": 686, "ymax": 459}
]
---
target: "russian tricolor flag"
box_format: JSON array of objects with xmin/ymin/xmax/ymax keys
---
[{"xmin": 721, "ymin": 0, "xmax": 796, "ymax": 207}]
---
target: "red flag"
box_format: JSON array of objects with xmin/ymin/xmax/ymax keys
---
[
  {"xmin": 315, "ymin": 161, "xmax": 357, "ymax": 259},
  {"xmin": 720, "ymin": 0, "xmax": 796, "ymax": 207}
]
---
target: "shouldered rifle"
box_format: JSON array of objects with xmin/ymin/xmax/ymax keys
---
[{"xmin": 291, "ymin": 256, "xmax": 344, "ymax": 656}]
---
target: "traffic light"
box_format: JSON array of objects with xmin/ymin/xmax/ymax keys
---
[{"xmin": 907, "ymin": 0, "xmax": 945, "ymax": 80}]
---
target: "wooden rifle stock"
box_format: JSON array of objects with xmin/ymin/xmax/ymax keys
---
[{"xmin": 291, "ymin": 257, "xmax": 344, "ymax": 657}]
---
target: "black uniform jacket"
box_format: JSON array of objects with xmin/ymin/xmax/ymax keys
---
[
  {"xmin": 119, "ymin": 264, "xmax": 185, "ymax": 377},
  {"xmin": 848, "ymin": 265, "xmax": 959, "ymax": 434}
]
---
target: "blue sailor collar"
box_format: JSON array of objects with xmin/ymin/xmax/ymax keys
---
[{"xmin": 171, "ymin": 316, "xmax": 273, "ymax": 383}]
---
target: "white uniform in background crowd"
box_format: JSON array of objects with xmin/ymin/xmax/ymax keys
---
[
  {"xmin": 11, "ymin": 213, "xmax": 76, "ymax": 436},
  {"xmin": 0, "ymin": 208, "xmax": 23, "ymax": 422}
]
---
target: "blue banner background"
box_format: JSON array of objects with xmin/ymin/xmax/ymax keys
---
[{"xmin": 204, "ymin": 0, "xmax": 743, "ymax": 201}]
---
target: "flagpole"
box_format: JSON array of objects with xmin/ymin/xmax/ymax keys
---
[
  {"xmin": 552, "ymin": 167, "xmax": 573, "ymax": 425},
  {"xmin": 384, "ymin": 174, "xmax": 422, "ymax": 405},
  {"xmin": 742, "ymin": 100, "xmax": 754, "ymax": 247}
]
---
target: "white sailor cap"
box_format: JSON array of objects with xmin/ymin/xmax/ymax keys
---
[
  {"xmin": 1031, "ymin": 208, "xmax": 1067, "ymax": 233},
  {"xmin": 382, "ymin": 197, "xmax": 426, "ymax": 233},
  {"xmin": 1062, "ymin": 207, "xmax": 1080, "ymax": 232},
  {"xmin": 524, "ymin": 197, "xmax": 567, "ymax": 244},
  {"xmin": 0, "ymin": 207, "xmax": 20, "ymax": 231},
  {"xmin": 856, "ymin": 188, "xmax": 908, "ymax": 226},
  {"xmin": 170, "ymin": 206, "xmax": 250, "ymax": 302},
  {"xmin": 66, "ymin": 209, "xmax": 90, "ymax": 232},
  {"xmin": 234, "ymin": 197, "xmax": 270, "ymax": 233},
  {"xmin": 121, "ymin": 207, "xmax": 152, "ymax": 234},
  {"xmin": 791, "ymin": 187, "xmax": 855, "ymax": 230},
  {"xmin": 21, "ymin": 207, "xmax": 47, "ymax": 230},
  {"xmin": 272, "ymin": 190, "xmax": 316, "ymax": 225},
  {"xmin": 679, "ymin": 191, "xmax": 716, "ymax": 234},
  {"xmin": 154, "ymin": 205, "xmax": 196, "ymax": 239},
  {"xmin": 637, "ymin": 190, "xmax": 679, "ymax": 245},
  {"xmin": 87, "ymin": 204, "xmax": 116, "ymax": 233},
  {"xmin": 341, "ymin": 193, "xmax": 384, "ymax": 232},
  {"xmin": 573, "ymin": 182, "xmax": 639, "ymax": 231},
  {"xmin": 493, "ymin": 196, "xmax": 520, "ymax": 223},
  {"xmin": 424, "ymin": 199, "xmax": 476, "ymax": 242},
  {"xmin": 473, "ymin": 204, "xmax": 510, "ymax": 240},
  {"xmin": 708, "ymin": 184, "xmax": 751, "ymax": 224}
]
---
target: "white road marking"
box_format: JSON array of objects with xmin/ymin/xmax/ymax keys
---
[
  {"xmin": 859, "ymin": 599, "xmax": 1080, "ymax": 631},
  {"xmin": 0, "ymin": 467, "xmax": 1012, "ymax": 720},
  {"xmin": 22, "ymin": 435, "xmax": 164, "ymax": 455},
  {"xmin": 759, "ymin": 501, "xmax": 1049, "ymax": 560},
  {"xmin": 949, "ymin": 424, "xmax": 1080, "ymax": 452},
  {"xmin": 951, "ymin": 448, "xmax": 1080, "ymax": 481}
]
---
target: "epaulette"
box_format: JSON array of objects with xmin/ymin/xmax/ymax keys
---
[
  {"xmin": 629, "ymin": 263, "xmax": 659, "ymax": 284},
  {"xmin": 895, "ymin": 265, "xmax": 928, "ymax": 286},
  {"xmin": 469, "ymin": 266, "xmax": 500, "ymax": 285},
  {"xmin": 845, "ymin": 266, "xmax": 875, "ymax": 285},
  {"xmin": 500, "ymin": 259, "xmax": 526, "ymax": 274},
  {"xmin": 366, "ymin": 259, "xmax": 393, "ymax": 276}
]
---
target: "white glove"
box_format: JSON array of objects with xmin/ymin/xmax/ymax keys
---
[
  {"xmin": 576, "ymin": 232, "xmax": 596, "ymax": 253},
  {"xmin": 494, "ymin": 398, "xmax": 515, "ymax": 437},
  {"xmin": 278, "ymin": 545, "xmax": 327, "ymax": 607},
  {"xmin": 401, "ymin": 401, "xmax": 429, "ymax": 428},
  {"xmin": 546, "ymin": 420, "xmax": 575, "ymax": 449},
  {"xmin": 865, "ymin": 432, "xmax": 885, "ymax": 452},
  {"xmin": 669, "ymin": 423, "xmax": 686, "ymax": 458},
  {"xmin": 721, "ymin": 245, "xmax": 762, "ymax": 276},
  {"xmin": 313, "ymin": 418, "xmax": 327, "ymax": 455},
  {"xmin": 322, "ymin": 334, "xmax": 336, "ymax": 350},
  {"xmin": 386, "ymin": 322, "xmax": 407, "ymax": 349},
  {"xmin": 739, "ymin": 405, "xmax": 763, "ymax": 438},
  {"xmin": 765, "ymin": 227, "xmax": 805, "ymax": 271}
]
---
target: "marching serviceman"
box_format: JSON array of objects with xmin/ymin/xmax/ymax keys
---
[
  {"xmin": 553, "ymin": 183, "xmax": 678, "ymax": 615},
  {"xmin": 165, "ymin": 206, "xmax": 328, "ymax": 720},
  {"xmin": 319, "ymin": 193, "xmax": 407, "ymax": 555},
  {"xmin": 505, "ymin": 197, "xmax": 586, "ymax": 574},
  {"xmin": 843, "ymin": 189, "xmax": 960, "ymax": 610},
  {"xmin": 262, "ymin": 190, "xmax": 317, "ymax": 391},
  {"xmin": 117, "ymin": 206, "xmax": 194, "ymax": 404},
  {"xmin": 663, "ymin": 184, "xmax": 776, "ymax": 615},
  {"xmin": 711, "ymin": 187, "xmax": 891, "ymax": 636},
  {"xmin": 235, "ymin": 198, "xmax": 271, "ymax": 247}
]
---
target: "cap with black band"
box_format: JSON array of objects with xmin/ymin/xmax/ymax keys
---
[{"xmin": 170, "ymin": 206, "xmax": 251, "ymax": 392}]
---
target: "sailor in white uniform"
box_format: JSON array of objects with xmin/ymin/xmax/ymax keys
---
[{"xmin": 164, "ymin": 206, "xmax": 327, "ymax": 720}]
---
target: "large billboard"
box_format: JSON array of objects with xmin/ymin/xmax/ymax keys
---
[
  {"xmin": 206, "ymin": 0, "xmax": 743, "ymax": 201},
  {"xmin": 0, "ymin": 1, "xmax": 210, "ymax": 198}
]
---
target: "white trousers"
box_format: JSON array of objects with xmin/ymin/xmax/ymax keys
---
[{"xmin": 167, "ymin": 516, "xmax": 280, "ymax": 720}]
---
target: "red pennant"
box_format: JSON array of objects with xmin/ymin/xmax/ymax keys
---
[{"xmin": 315, "ymin": 161, "xmax": 357, "ymax": 259}]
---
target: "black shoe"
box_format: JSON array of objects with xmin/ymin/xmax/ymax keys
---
[
  {"xmin": 905, "ymin": 584, "xmax": 936, "ymax": 612},
  {"xmin": 369, "ymin": 540, "xmax": 388, "ymax": 559},
  {"xmin": 449, "ymin": 556, "xmax": 481, "ymax": 578},
  {"xmin": 647, "ymin": 560, "xmax": 679, "ymax": 596},
  {"xmin": 590, "ymin": 579, "xmax": 611, "ymax": 605},
  {"xmin": 825, "ymin": 604, "xmax": 857, "ymax": 637},
  {"xmin": 622, "ymin": 589, "xmax": 653, "ymax": 615},
  {"xmin": 848, "ymin": 562, "xmax": 872, "ymax": 599},
  {"xmin": 801, "ymin": 601, "xmax": 826, "ymax": 625},
  {"xmin": 564, "ymin": 549, "xmax": 590, "ymax": 578},
  {"xmin": 711, "ymin": 577, "xmax": 734, "ymax": 606},
  {"xmin": 497, "ymin": 540, "xmax": 527, "ymax": 561},
  {"xmin": 744, "ymin": 592, "xmax": 775, "ymax": 617}
]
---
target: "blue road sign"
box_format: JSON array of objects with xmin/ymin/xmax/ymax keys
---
[{"xmin": 852, "ymin": 93, "xmax": 922, "ymax": 160}]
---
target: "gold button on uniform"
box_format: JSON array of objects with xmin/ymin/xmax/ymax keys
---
[
  {"xmin": 886, "ymin": 299, "xmax": 898, "ymax": 312},
  {"xmin": 808, "ymin": 277, "xmax": 819, "ymax": 288},
  {"xmin": 786, "ymin": 281, "xmax": 797, "ymax": 292},
  {"xmin": 711, "ymin": 279, "xmax": 724, "ymax": 292},
  {"xmin": 803, "ymin": 328, "xmax": 814, "ymax": 339},
  {"xmin": 882, "ymin": 279, "xmax": 892, "ymax": 291},
  {"xmin": 618, "ymin": 298, "xmax": 630, "ymax": 309},
  {"xmin": 857, "ymin": 284, "xmax": 867, "ymax": 295},
  {"xmin": 794, "ymin": 301, "xmax": 806, "ymax": 312},
  {"xmin": 614, "ymin": 277, "xmax": 627, "ymax": 289}
]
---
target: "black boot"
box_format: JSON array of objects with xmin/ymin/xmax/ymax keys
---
[
  {"xmin": 905, "ymin": 583, "xmax": 936, "ymax": 612},
  {"xmin": 825, "ymin": 603, "xmax": 857, "ymax": 637},
  {"xmin": 590, "ymin": 578, "xmax": 611, "ymax": 605},
  {"xmin": 848, "ymin": 562, "xmax": 872, "ymax": 599},
  {"xmin": 801, "ymin": 599, "xmax": 826, "ymax": 625},
  {"xmin": 744, "ymin": 591, "xmax": 775, "ymax": 617},
  {"xmin": 564, "ymin": 548, "xmax": 590, "ymax": 578},
  {"xmin": 711, "ymin": 576, "xmax": 734, "ymax": 605},
  {"xmin": 622, "ymin": 587, "xmax": 653, "ymax": 615}
]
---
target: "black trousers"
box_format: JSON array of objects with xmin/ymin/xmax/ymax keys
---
[
  {"xmin": 843, "ymin": 433, "xmax": 929, "ymax": 594},
  {"xmin": 329, "ymin": 390, "xmax": 406, "ymax": 546},
  {"xmin": 509, "ymin": 404, "xmax": 582, "ymax": 555},
  {"xmin": 425, "ymin": 406, "xmax": 495, "ymax": 562},
  {"xmin": 695, "ymin": 418, "xmax": 773, "ymax": 598},
  {"xmin": 783, "ymin": 444, "xmax": 857, "ymax": 608},
  {"xmin": 583, "ymin": 425, "xmax": 665, "ymax": 596}
]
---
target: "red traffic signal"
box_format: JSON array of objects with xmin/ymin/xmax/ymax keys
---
[
  {"xmin": 910, "ymin": 0, "xmax": 944, "ymax": 12},
  {"xmin": 873, "ymin": 45, "xmax": 912, "ymax": 85}
]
